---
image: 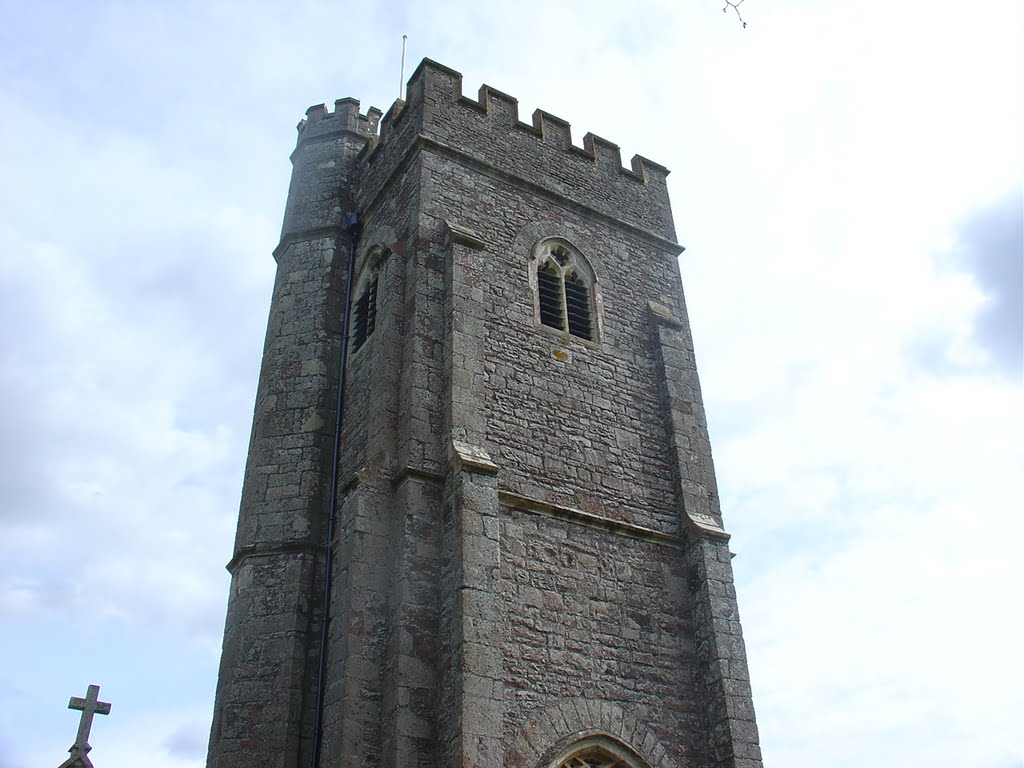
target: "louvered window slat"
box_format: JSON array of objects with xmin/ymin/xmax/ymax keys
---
[
  {"xmin": 353, "ymin": 294, "xmax": 368, "ymax": 350},
  {"xmin": 564, "ymin": 274, "xmax": 592, "ymax": 340},
  {"xmin": 366, "ymin": 277, "xmax": 378, "ymax": 337},
  {"xmin": 537, "ymin": 263, "xmax": 564, "ymax": 330},
  {"xmin": 351, "ymin": 274, "xmax": 379, "ymax": 353}
]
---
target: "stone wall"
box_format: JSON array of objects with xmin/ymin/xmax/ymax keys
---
[{"xmin": 500, "ymin": 506, "xmax": 699, "ymax": 766}]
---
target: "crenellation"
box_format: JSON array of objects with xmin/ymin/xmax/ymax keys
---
[
  {"xmin": 296, "ymin": 98, "xmax": 380, "ymax": 145},
  {"xmin": 477, "ymin": 84, "xmax": 520, "ymax": 124},
  {"xmin": 304, "ymin": 103, "xmax": 329, "ymax": 122},
  {"xmin": 376, "ymin": 98, "xmax": 407, "ymax": 144},
  {"xmin": 532, "ymin": 109, "xmax": 572, "ymax": 148},
  {"xmin": 630, "ymin": 154, "xmax": 670, "ymax": 185},
  {"xmin": 582, "ymin": 132, "xmax": 626, "ymax": 173},
  {"xmin": 346, "ymin": 59, "xmax": 676, "ymax": 241},
  {"xmin": 332, "ymin": 98, "xmax": 361, "ymax": 131},
  {"xmin": 365, "ymin": 106, "xmax": 382, "ymax": 134}
]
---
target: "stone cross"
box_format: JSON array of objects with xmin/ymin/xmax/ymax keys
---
[{"xmin": 66, "ymin": 684, "xmax": 111, "ymax": 754}]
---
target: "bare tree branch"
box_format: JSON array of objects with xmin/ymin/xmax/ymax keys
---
[{"xmin": 723, "ymin": 0, "xmax": 747, "ymax": 27}]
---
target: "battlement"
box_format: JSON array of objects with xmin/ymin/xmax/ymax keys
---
[
  {"xmin": 357, "ymin": 59, "xmax": 670, "ymax": 192},
  {"xmin": 400, "ymin": 59, "xmax": 671, "ymax": 185},
  {"xmin": 294, "ymin": 59, "xmax": 677, "ymax": 241},
  {"xmin": 296, "ymin": 97, "xmax": 382, "ymax": 143}
]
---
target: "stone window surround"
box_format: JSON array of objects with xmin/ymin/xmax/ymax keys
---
[
  {"xmin": 547, "ymin": 734, "xmax": 652, "ymax": 768},
  {"xmin": 349, "ymin": 246, "xmax": 389, "ymax": 354},
  {"xmin": 529, "ymin": 236, "xmax": 603, "ymax": 344}
]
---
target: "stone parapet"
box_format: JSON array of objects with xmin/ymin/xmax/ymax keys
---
[{"xmin": 338, "ymin": 59, "xmax": 676, "ymax": 243}]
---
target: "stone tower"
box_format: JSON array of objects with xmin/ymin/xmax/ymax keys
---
[{"xmin": 207, "ymin": 59, "xmax": 762, "ymax": 768}]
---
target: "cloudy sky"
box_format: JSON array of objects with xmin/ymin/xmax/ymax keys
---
[{"xmin": 1, "ymin": 1, "xmax": 1021, "ymax": 766}]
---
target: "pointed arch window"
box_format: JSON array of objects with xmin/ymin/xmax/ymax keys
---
[
  {"xmin": 547, "ymin": 735, "xmax": 651, "ymax": 768},
  {"xmin": 533, "ymin": 239, "xmax": 598, "ymax": 342},
  {"xmin": 350, "ymin": 250, "xmax": 386, "ymax": 354}
]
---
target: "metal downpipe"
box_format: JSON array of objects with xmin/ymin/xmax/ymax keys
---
[{"xmin": 310, "ymin": 211, "xmax": 362, "ymax": 768}]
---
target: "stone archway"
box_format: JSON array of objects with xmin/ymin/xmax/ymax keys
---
[
  {"xmin": 505, "ymin": 698, "xmax": 675, "ymax": 768},
  {"xmin": 548, "ymin": 733, "xmax": 652, "ymax": 768}
]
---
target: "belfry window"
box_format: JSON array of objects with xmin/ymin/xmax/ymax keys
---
[
  {"xmin": 533, "ymin": 240, "xmax": 597, "ymax": 342},
  {"xmin": 351, "ymin": 274, "xmax": 377, "ymax": 352},
  {"xmin": 548, "ymin": 736, "xmax": 650, "ymax": 768}
]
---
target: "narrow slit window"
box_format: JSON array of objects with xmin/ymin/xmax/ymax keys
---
[{"xmin": 352, "ymin": 275, "xmax": 378, "ymax": 352}]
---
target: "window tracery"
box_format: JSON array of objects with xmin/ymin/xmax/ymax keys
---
[
  {"xmin": 546, "ymin": 734, "xmax": 650, "ymax": 768},
  {"xmin": 532, "ymin": 239, "xmax": 598, "ymax": 342},
  {"xmin": 557, "ymin": 752, "xmax": 626, "ymax": 768}
]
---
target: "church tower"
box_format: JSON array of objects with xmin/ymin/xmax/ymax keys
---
[{"xmin": 207, "ymin": 59, "xmax": 762, "ymax": 768}]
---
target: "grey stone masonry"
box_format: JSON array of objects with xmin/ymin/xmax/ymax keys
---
[{"xmin": 207, "ymin": 59, "xmax": 763, "ymax": 768}]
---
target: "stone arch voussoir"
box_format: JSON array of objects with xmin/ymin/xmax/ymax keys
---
[{"xmin": 507, "ymin": 698, "xmax": 675, "ymax": 768}]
